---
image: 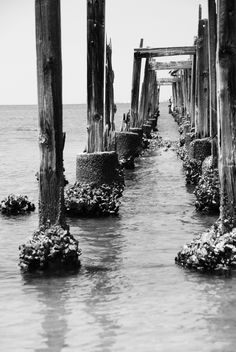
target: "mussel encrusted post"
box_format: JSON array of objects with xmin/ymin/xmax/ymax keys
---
[
  {"xmin": 65, "ymin": 152, "xmax": 124, "ymax": 217},
  {"xmin": 65, "ymin": 0, "xmax": 124, "ymax": 217},
  {"xmin": 176, "ymin": 0, "xmax": 236, "ymax": 274},
  {"xmin": 19, "ymin": 0, "xmax": 81, "ymax": 272}
]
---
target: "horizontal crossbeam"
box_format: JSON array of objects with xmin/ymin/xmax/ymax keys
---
[
  {"xmin": 150, "ymin": 60, "xmax": 192, "ymax": 71},
  {"xmin": 157, "ymin": 77, "xmax": 180, "ymax": 85},
  {"xmin": 134, "ymin": 46, "xmax": 196, "ymax": 58}
]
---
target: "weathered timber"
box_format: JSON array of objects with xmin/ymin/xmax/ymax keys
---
[
  {"xmin": 131, "ymin": 39, "xmax": 143, "ymax": 127},
  {"xmin": 182, "ymin": 69, "xmax": 190, "ymax": 116},
  {"xmin": 87, "ymin": 0, "xmax": 105, "ymax": 153},
  {"xmin": 190, "ymin": 42, "xmax": 197, "ymax": 127},
  {"xmin": 176, "ymin": 79, "xmax": 184, "ymax": 113},
  {"xmin": 35, "ymin": 0, "xmax": 65, "ymax": 227},
  {"xmin": 196, "ymin": 19, "xmax": 210, "ymax": 138},
  {"xmin": 172, "ymin": 82, "xmax": 177, "ymax": 110},
  {"xmin": 134, "ymin": 46, "xmax": 196, "ymax": 58},
  {"xmin": 208, "ymin": 0, "xmax": 217, "ymax": 160},
  {"xmin": 217, "ymin": 0, "xmax": 236, "ymax": 230},
  {"xmin": 194, "ymin": 39, "xmax": 199, "ymax": 129},
  {"xmin": 150, "ymin": 60, "xmax": 192, "ymax": 71},
  {"xmin": 199, "ymin": 4, "xmax": 202, "ymax": 21},
  {"xmin": 148, "ymin": 70, "xmax": 158, "ymax": 116},
  {"xmin": 138, "ymin": 58, "xmax": 151, "ymax": 126},
  {"xmin": 157, "ymin": 77, "xmax": 180, "ymax": 85},
  {"xmin": 104, "ymin": 39, "xmax": 116, "ymax": 151}
]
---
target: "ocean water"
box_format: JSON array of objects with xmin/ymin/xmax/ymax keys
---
[{"xmin": 0, "ymin": 103, "xmax": 236, "ymax": 352}]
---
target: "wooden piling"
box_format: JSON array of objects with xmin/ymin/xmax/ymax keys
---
[
  {"xmin": 208, "ymin": 0, "xmax": 217, "ymax": 160},
  {"xmin": 35, "ymin": 0, "xmax": 65, "ymax": 227},
  {"xmin": 196, "ymin": 19, "xmax": 210, "ymax": 138},
  {"xmin": 138, "ymin": 57, "xmax": 151, "ymax": 126},
  {"xmin": 104, "ymin": 39, "xmax": 116, "ymax": 151},
  {"xmin": 105, "ymin": 40, "xmax": 116, "ymax": 131},
  {"xmin": 87, "ymin": 0, "xmax": 105, "ymax": 153},
  {"xmin": 217, "ymin": 0, "xmax": 236, "ymax": 230},
  {"xmin": 172, "ymin": 82, "xmax": 177, "ymax": 111},
  {"xmin": 190, "ymin": 47, "xmax": 196, "ymax": 127},
  {"xmin": 131, "ymin": 39, "xmax": 143, "ymax": 128}
]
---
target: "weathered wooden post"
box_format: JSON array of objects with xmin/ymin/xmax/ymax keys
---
[
  {"xmin": 104, "ymin": 39, "xmax": 116, "ymax": 151},
  {"xmin": 19, "ymin": 0, "xmax": 81, "ymax": 271},
  {"xmin": 172, "ymin": 82, "xmax": 177, "ymax": 111},
  {"xmin": 138, "ymin": 57, "xmax": 151, "ymax": 126},
  {"xmin": 87, "ymin": 0, "xmax": 105, "ymax": 152},
  {"xmin": 217, "ymin": 0, "xmax": 236, "ymax": 231},
  {"xmin": 190, "ymin": 47, "xmax": 196, "ymax": 128},
  {"xmin": 208, "ymin": 0, "xmax": 217, "ymax": 161},
  {"xmin": 131, "ymin": 39, "xmax": 143, "ymax": 128},
  {"xmin": 36, "ymin": 0, "xmax": 65, "ymax": 227},
  {"xmin": 194, "ymin": 6, "xmax": 202, "ymax": 132},
  {"xmin": 196, "ymin": 19, "xmax": 210, "ymax": 138}
]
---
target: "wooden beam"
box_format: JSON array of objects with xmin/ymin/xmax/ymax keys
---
[
  {"xmin": 87, "ymin": 0, "xmax": 105, "ymax": 153},
  {"xmin": 150, "ymin": 60, "xmax": 192, "ymax": 71},
  {"xmin": 157, "ymin": 77, "xmax": 180, "ymax": 85},
  {"xmin": 134, "ymin": 46, "xmax": 196, "ymax": 58},
  {"xmin": 35, "ymin": 0, "xmax": 65, "ymax": 227}
]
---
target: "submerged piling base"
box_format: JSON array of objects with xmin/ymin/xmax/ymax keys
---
[
  {"xmin": 115, "ymin": 132, "xmax": 140, "ymax": 169},
  {"xmin": 142, "ymin": 124, "xmax": 152, "ymax": 139},
  {"xmin": 66, "ymin": 151, "xmax": 124, "ymax": 217},
  {"xmin": 148, "ymin": 117, "xmax": 157, "ymax": 131},
  {"xmin": 19, "ymin": 225, "xmax": 81, "ymax": 272},
  {"xmin": 76, "ymin": 151, "xmax": 122, "ymax": 186},
  {"xmin": 189, "ymin": 138, "xmax": 212, "ymax": 162},
  {"xmin": 175, "ymin": 221, "xmax": 236, "ymax": 275}
]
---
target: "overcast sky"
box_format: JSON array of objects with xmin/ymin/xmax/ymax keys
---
[{"xmin": 0, "ymin": 0, "xmax": 207, "ymax": 105}]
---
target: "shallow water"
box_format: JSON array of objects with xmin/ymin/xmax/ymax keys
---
[{"xmin": 1, "ymin": 104, "xmax": 236, "ymax": 352}]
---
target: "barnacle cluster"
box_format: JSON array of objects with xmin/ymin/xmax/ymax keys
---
[
  {"xmin": 176, "ymin": 144, "xmax": 187, "ymax": 160},
  {"xmin": 175, "ymin": 221, "xmax": 236, "ymax": 275},
  {"xmin": 194, "ymin": 168, "xmax": 220, "ymax": 213},
  {"xmin": 65, "ymin": 182, "xmax": 124, "ymax": 217},
  {"xmin": 19, "ymin": 225, "xmax": 81, "ymax": 272},
  {"xmin": 0, "ymin": 194, "xmax": 35, "ymax": 215},
  {"xmin": 182, "ymin": 156, "xmax": 202, "ymax": 184}
]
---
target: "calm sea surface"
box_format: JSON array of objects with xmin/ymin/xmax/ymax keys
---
[{"xmin": 0, "ymin": 103, "xmax": 236, "ymax": 352}]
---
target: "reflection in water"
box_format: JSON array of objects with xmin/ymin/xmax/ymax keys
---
[
  {"xmin": 69, "ymin": 219, "xmax": 125, "ymax": 351},
  {"xmin": 183, "ymin": 272, "xmax": 236, "ymax": 351},
  {"xmin": 23, "ymin": 273, "xmax": 78, "ymax": 352}
]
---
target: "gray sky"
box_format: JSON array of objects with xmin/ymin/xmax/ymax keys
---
[{"xmin": 0, "ymin": 0, "xmax": 207, "ymax": 105}]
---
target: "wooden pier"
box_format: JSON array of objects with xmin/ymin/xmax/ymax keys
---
[
  {"xmin": 17, "ymin": 0, "xmax": 236, "ymax": 273},
  {"xmin": 130, "ymin": 0, "xmax": 236, "ymax": 235}
]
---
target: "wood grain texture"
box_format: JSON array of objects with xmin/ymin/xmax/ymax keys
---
[
  {"xmin": 134, "ymin": 46, "xmax": 196, "ymax": 58},
  {"xmin": 217, "ymin": 0, "xmax": 236, "ymax": 230},
  {"xmin": 87, "ymin": 0, "xmax": 105, "ymax": 152},
  {"xmin": 131, "ymin": 39, "xmax": 143, "ymax": 128},
  {"xmin": 35, "ymin": 0, "xmax": 65, "ymax": 227},
  {"xmin": 150, "ymin": 60, "xmax": 192, "ymax": 71},
  {"xmin": 196, "ymin": 19, "xmax": 210, "ymax": 138},
  {"xmin": 208, "ymin": 0, "xmax": 218, "ymax": 160}
]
